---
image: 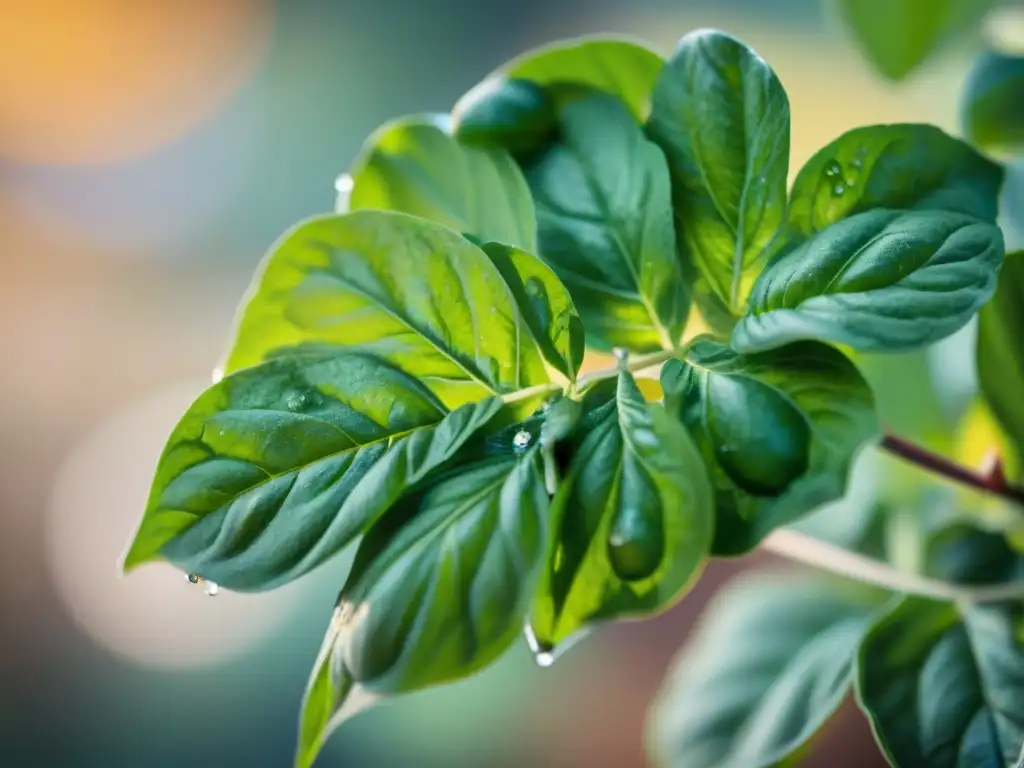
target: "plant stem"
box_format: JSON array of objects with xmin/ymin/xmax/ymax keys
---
[
  {"xmin": 762, "ymin": 529, "xmax": 1024, "ymax": 605},
  {"xmin": 879, "ymin": 432, "xmax": 1024, "ymax": 506}
]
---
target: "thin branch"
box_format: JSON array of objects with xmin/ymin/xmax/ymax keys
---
[
  {"xmin": 879, "ymin": 432, "xmax": 1024, "ymax": 507},
  {"xmin": 762, "ymin": 529, "xmax": 1024, "ymax": 605}
]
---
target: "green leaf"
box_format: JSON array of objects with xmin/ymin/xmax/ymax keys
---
[
  {"xmin": 661, "ymin": 338, "xmax": 878, "ymax": 555},
  {"xmin": 122, "ymin": 352, "xmax": 509, "ymax": 590},
  {"xmin": 978, "ymin": 251, "xmax": 1024, "ymax": 472},
  {"xmin": 962, "ymin": 50, "xmax": 1024, "ymax": 157},
  {"xmin": 529, "ymin": 370, "xmax": 713, "ymax": 649},
  {"xmin": 347, "ymin": 114, "xmax": 537, "ymax": 250},
  {"xmin": 222, "ymin": 209, "xmax": 583, "ymax": 394},
  {"xmin": 787, "ymin": 124, "xmax": 1003, "ymax": 237},
  {"xmin": 454, "ymin": 35, "xmax": 663, "ymax": 140},
  {"xmin": 858, "ymin": 524, "xmax": 1024, "ymax": 767},
  {"xmin": 525, "ymin": 92, "xmax": 688, "ymax": 352},
  {"xmin": 452, "ymin": 78, "xmax": 557, "ymax": 156},
  {"xmin": 296, "ymin": 452, "xmax": 548, "ymax": 768},
  {"xmin": 647, "ymin": 28, "xmax": 790, "ymax": 322},
  {"xmin": 733, "ymin": 208, "xmax": 1005, "ymax": 354},
  {"xmin": 647, "ymin": 572, "xmax": 882, "ymax": 768},
  {"xmin": 832, "ymin": 0, "xmax": 987, "ymax": 81}
]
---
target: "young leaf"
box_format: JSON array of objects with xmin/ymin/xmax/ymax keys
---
[
  {"xmin": 733, "ymin": 209, "xmax": 1005, "ymax": 354},
  {"xmin": 857, "ymin": 526, "xmax": 1024, "ymax": 767},
  {"xmin": 978, "ymin": 251, "xmax": 1024, "ymax": 471},
  {"xmin": 453, "ymin": 35, "xmax": 664, "ymax": 144},
  {"xmin": 222, "ymin": 210, "xmax": 583, "ymax": 394},
  {"xmin": 647, "ymin": 28, "xmax": 790, "ymax": 321},
  {"xmin": 122, "ymin": 352, "xmax": 509, "ymax": 590},
  {"xmin": 787, "ymin": 124, "xmax": 1003, "ymax": 236},
  {"xmin": 529, "ymin": 371, "xmax": 714, "ymax": 650},
  {"xmin": 296, "ymin": 452, "xmax": 548, "ymax": 768},
  {"xmin": 661, "ymin": 338, "xmax": 878, "ymax": 555},
  {"xmin": 832, "ymin": 0, "xmax": 985, "ymax": 81},
  {"xmin": 962, "ymin": 50, "xmax": 1024, "ymax": 156},
  {"xmin": 647, "ymin": 572, "xmax": 884, "ymax": 768},
  {"xmin": 347, "ymin": 114, "xmax": 537, "ymax": 251},
  {"xmin": 525, "ymin": 92, "xmax": 688, "ymax": 352}
]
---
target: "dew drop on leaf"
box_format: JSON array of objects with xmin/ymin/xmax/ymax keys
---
[
  {"xmin": 285, "ymin": 389, "xmax": 308, "ymax": 411},
  {"xmin": 524, "ymin": 622, "xmax": 556, "ymax": 668},
  {"xmin": 832, "ymin": 183, "xmax": 846, "ymax": 196},
  {"xmin": 203, "ymin": 580, "xmax": 220, "ymax": 597},
  {"xmin": 824, "ymin": 160, "xmax": 841, "ymax": 177},
  {"xmin": 513, "ymin": 430, "xmax": 532, "ymax": 452},
  {"xmin": 186, "ymin": 573, "xmax": 201, "ymax": 584}
]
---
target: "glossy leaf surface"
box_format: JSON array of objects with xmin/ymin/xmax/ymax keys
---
[
  {"xmin": 662, "ymin": 338, "xmax": 878, "ymax": 554},
  {"xmin": 962, "ymin": 50, "xmax": 1024, "ymax": 157},
  {"xmin": 526, "ymin": 92, "xmax": 688, "ymax": 352},
  {"xmin": 733, "ymin": 209, "xmax": 1005, "ymax": 353}
]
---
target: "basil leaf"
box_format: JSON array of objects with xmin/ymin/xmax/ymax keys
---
[
  {"xmin": 647, "ymin": 28, "xmax": 790, "ymax": 321},
  {"xmin": 648, "ymin": 572, "xmax": 883, "ymax": 768},
  {"xmin": 525, "ymin": 92, "xmax": 688, "ymax": 352},
  {"xmin": 121, "ymin": 352, "xmax": 509, "ymax": 590},
  {"xmin": 529, "ymin": 370, "xmax": 713, "ymax": 649},
  {"xmin": 832, "ymin": 0, "xmax": 986, "ymax": 81},
  {"xmin": 978, "ymin": 251, "xmax": 1024, "ymax": 471},
  {"xmin": 452, "ymin": 78, "xmax": 556, "ymax": 156},
  {"xmin": 962, "ymin": 50, "xmax": 1024, "ymax": 156},
  {"xmin": 787, "ymin": 124, "xmax": 1003, "ymax": 236},
  {"xmin": 733, "ymin": 209, "xmax": 1005, "ymax": 354},
  {"xmin": 858, "ymin": 525, "xmax": 1024, "ymax": 767},
  {"xmin": 223, "ymin": 209, "xmax": 583, "ymax": 395},
  {"xmin": 661, "ymin": 338, "xmax": 878, "ymax": 555},
  {"xmin": 348, "ymin": 114, "xmax": 537, "ymax": 251},
  {"xmin": 296, "ymin": 452, "xmax": 548, "ymax": 768}
]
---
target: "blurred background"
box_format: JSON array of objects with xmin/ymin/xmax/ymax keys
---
[{"xmin": 1, "ymin": 1, "xmax": 1020, "ymax": 766}]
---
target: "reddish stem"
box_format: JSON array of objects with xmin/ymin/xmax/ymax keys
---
[{"xmin": 880, "ymin": 432, "xmax": 1024, "ymax": 506}]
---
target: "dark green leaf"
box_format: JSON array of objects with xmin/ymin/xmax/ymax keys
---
[
  {"xmin": 530, "ymin": 370, "xmax": 713, "ymax": 649},
  {"xmin": 647, "ymin": 28, "xmax": 790, "ymax": 322},
  {"xmin": 978, "ymin": 251, "xmax": 1024, "ymax": 471},
  {"xmin": 347, "ymin": 114, "xmax": 537, "ymax": 250},
  {"xmin": 452, "ymin": 79, "xmax": 557, "ymax": 156},
  {"xmin": 832, "ymin": 0, "xmax": 987, "ymax": 81},
  {"xmin": 454, "ymin": 35, "xmax": 664, "ymax": 134},
  {"xmin": 733, "ymin": 209, "xmax": 1005, "ymax": 353},
  {"xmin": 540, "ymin": 395, "xmax": 583, "ymax": 448},
  {"xmin": 222, "ymin": 210, "xmax": 583, "ymax": 395},
  {"xmin": 122, "ymin": 353, "xmax": 507, "ymax": 590},
  {"xmin": 858, "ymin": 525, "xmax": 1024, "ymax": 767},
  {"xmin": 961, "ymin": 50, "xmax": 1024, "ymax": 159},
  {"xmin": 648, "ymin": 572, "xmax": 882, "ymax": 768},
  {"xmin": 787, "ymin": 124, "xmax": 1003, "ymax": 237},
  {"xmin": 662, "ymin": 338, "xmax": 878, "ymax": 555},
  {"xmin": 525, "ymin": 92, "xmax": 688, "ymax": 352},
  {"xmin": 296, "ymin": 452, "xmax": 548, "ymax": 768}
]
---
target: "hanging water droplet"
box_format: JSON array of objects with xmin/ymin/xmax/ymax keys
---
[
  {"xmin": 186, "ymin": 573, "xmax": 201, "ymax": 584},
  {"xmin": 211, "ymin": 367, "xmax": 224, "ymax": 384},
  {"xmin": 513, "ymin": 430, "xmax": 532, "ymax": 451},
  {"xmin": 824, "ymin": 160, "xmax": 842, "ymax": 177},
  {"xmin": 524, "ymin": 622, "xmax": 556, "ymax": 669},
  {"xmin": 832, "ymin": 183, "xmax": 846, "ymax": 196},
  {"xmin": 534, "ymin": 650, "xmax": 555, "ymax": 668},
  {"xmin": 612, "ymin": 347, "xmax": 629, "ymax": 362},
  {"xmin": 203, "ymin": 580, "xmax": 220, "ymax": 597}
]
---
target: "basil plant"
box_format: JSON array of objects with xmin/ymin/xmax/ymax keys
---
[{"xmin": 123, "ymin": 27, "xmax": 1024, "ymax": 768}]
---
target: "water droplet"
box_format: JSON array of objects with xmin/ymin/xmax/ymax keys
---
[
  {"xmin": 850, "ymin": 157, "xmax": 863, "ymax": 169},
  {"xmin": 844, "ymin": 177, "xmax": 856, "ymax": 187},
  {"xmin": 211, "ymin": 367, "xmax": 224, "ymax": 384},
  {"xmin": 334, "ymin": 174, "xmax": 354, "ymax": 194},
  {"xmin": 186, "ymin": 573, "xmax": 201, "ymax": 584},
  {"xmin": 524, "ymin": 277, "xmax": 546, "ymax": 298},
  {"xmin": 534, "ymin": 650, "xmax": 555, "ymax": 668},
  {"xmin": 612, "ymin": 347, "xmax": 629, "ymax": 362},
  {"xmin": 513, "ymin": 430, "xmax": 532, "ymax": 451},
  {"xmin": 832, "ymin": 183, "xmax": 846, "ymax": 196},
  {"xmin": 285, "ymin": 389, "xmax": 308, "ymax": 411},
  {"xmin": 203, "ymin": 580, "xmax": 220, "ymax": 597},
  {"xmin": 218, "ymin": 430, "xmax": 225, "ymax": 437},
  {"xmin": 524, "ymin": 622, "xmax": 556, "ymax": 668},
  {"xmin": 824, "ymin": 160, "xmax": 842, "ymax": 177}
]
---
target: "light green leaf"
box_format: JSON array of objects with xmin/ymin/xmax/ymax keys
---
[
  {"xmin": 122, "ymin": 352, "xmax": 508, "ymax": 590},
  {"xmin": 978, "ymin": 251, "xmax": 1024, "ymax": 472},
  {"xmin": 296, "ymin": 452, "xmax": 548, "ymax": 768},
  {"xmin": 661, "ymin": 338, "xmax": 878, "ymax": 555},
  {"xmin": 647, "ymin": 572, "xmax": 883, "ymax": 768},
  {"xmin": 647, "ymin": 28, "xmax": 790, "ymax": 321},
  {"xmin": 454, "ymin": 35, "xmax": 664, "ymax": 137},
  {"xmin": 733, "ymin": 209, "xmax": 1005, "ymax": 354},
  {"xmin": 529, "ymin": 370, "xmax": 713, "ymax": 649},
  {"xmin": 222, "ymin": 209, "xmax": 583, "ymax": 395},
  {"xmin": 857, "ymin": 525, "xmax": 1024, "ymax": 767},
  {"xmin": 347, "ymin": 114, "xmax": 537, "ymax": 250},
  {"xmin": 832, "ymin": 0, "xmax": 988, "ymax": 81},
  {"xmin": 787, "ymin": 124, "xmax": 1003, "ymax": 237},
  {"xmin": 962, "ymin": 50, "xmax": 1024, "ymax": 158},
  {"xmin": 525, "ymin": 92, "xmax": 688, "ymax": 352}
]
